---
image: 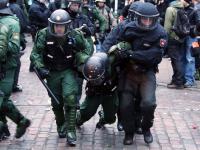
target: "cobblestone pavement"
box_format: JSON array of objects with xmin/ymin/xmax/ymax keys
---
[{"xmin": 0, "ymin": 35, "xmax": 200, "ymax": 150}]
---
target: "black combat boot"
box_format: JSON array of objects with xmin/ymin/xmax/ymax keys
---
[
  {"xmin": 123, "ymin": 133, "xmax": 134, "ymax": 145},
  {"xmin": 96, "ymin": 110, "xmax": 105, "ymax": 129},
  {"xmin": 15, "ymin": 118, "xmax": 31, "ymax": 138},
  {"xmin": 143, "ymin": 129, "xmax": 153, "ymax": 144},
  {"xmin": 117, "ymin": 121, "xmax": 123, "ymax": 131},
  {"xmin": 66, "ymin": 131, "xmax": 76, "ymax": 146}
]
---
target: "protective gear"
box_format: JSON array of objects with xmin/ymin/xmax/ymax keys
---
[
  {"xmin": 95, "ymin": 0, "xmax": 106, "ymax": 2},
  {"xmin": 0, "ymin": 0, "xmax": 13, "ymax": 15},
  {"xmin": 66, "ymin": 131, "xmax": 76, "ymax": 146},
  {"xmin": 83, "ymin": 53, "xmax": 108, "ymax": 86},
  {"xmin": 48, "ymin": 9, "xmax": 72, "ymax": 37},
  {"xmin": 15, "ymin": 118, "xmax": 31, "ymax": 138},
  {"xmin": 128, "ymin": 1, "xmax": 144, "ymax": 21},
  {"xmin": 37, "ymin": 68, "xmax": 50, "ymax": 79},
  {"xmin": 132, "ymin": 2, "xmax": 159, "ymax": 31},
  {"xmin": 43, "ymin": 34, "xmax": 76, "ymax": 71}
]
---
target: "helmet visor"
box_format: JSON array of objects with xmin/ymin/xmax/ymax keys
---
[
  {"xmin": 135, "ymin": 12, "xmax": 159, "ymax": 30},
  {"xmin": 48, "ymin": 19, "xmax": 71, "ymax": 37}
]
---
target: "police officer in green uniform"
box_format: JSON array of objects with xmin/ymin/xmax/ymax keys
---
[
  {"xmin": 76, "ymin": 52, "xmax": 119, "ymax": 128},
  {"xmin": 0, "ymin": 0, "xmax": 31, "ymax": 139},
  {"xmin": 82, "ymin": 0, "xmax": 107, "ymax": 37},
  {"xmin": 30, "ymin": 9, "xmax": 91, "ymax": 146}
]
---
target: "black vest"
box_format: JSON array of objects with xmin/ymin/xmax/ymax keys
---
[{"xmin": 43, "ymin": 33, "xmax": 75, "ymax": 71}]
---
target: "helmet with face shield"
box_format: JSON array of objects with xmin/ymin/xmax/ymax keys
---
[
  {"xmin": 131, "ymin": 2, "xmax": 159, "ymax": 31},
  {"xmin": 83, "ymin": 53, "xmax": 108, "ymax": 86},
  {"xmin": 48, "ymin": 9, "xmax": 72, "ymax": 37}
]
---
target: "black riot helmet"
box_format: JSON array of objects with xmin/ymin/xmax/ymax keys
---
[
  {"xmin": 48, "ymin": 9, "xmax": 72, "ymax": 37},
  {"xmin": 83, "ymin": 53, "xmax": 108, "ymax": 86},
  {"xmin": 0, "ymin": 0, "xmax": 13, "ymax": 15},
  {"xmin": 131, "ymin": 2, "xmax": 159, "ymax": 31},
  {"xmin": 128, "ymin": 1, "xmax": 143, "ymax": 21}
]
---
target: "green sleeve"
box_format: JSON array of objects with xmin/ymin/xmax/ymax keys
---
[
  {"xmin": 7, "ymin": 17, "xmax": 20, "ymax": 56},
  {"xmin": 0, "ymin": 24, "xmax": 9, "ymax": 62},
  {"xmin": 30, "ymin": 29, "xmax": 47, "ymax": 69},
  {"xmin": 93, "ymin": 7, "xmax": 108, "ymax": 33},
  {"xmin": 70, "ymin": 29, "xmax": 91, "ymax": 66},
  {"xmin": 164, "ymin": 7, "xmax": 178, "ymax": 36}
]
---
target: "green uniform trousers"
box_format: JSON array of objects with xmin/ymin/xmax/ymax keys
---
[
  {"xmin": 46, "ymin": 69, "xmax": 78, "ymax": 133},
  {"xmin": 0, "ymin": 69, "xmax": 24, "ymax": 125},
  {"xmin": 80, "ymin": 92, "xmax": 118, "ymax": 124}
]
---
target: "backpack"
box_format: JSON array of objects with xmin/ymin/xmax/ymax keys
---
[{"xmin": 172, "ymin": 8, "xmax": 190, "ymax": 38}]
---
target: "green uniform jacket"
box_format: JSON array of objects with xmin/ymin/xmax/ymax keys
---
[
  {"xmin": 164, "ymin": 1, "xmax": 184, "ymax": 42},
  {"xmin": 82, "ymin": 6, "xmax": 107, "ymax": 33},
  {"xmin": 0, "ymin": 15, "xmax": 20, "ymax": 70},
  {"xmin": 30, "ymin": 28, "xmax": 91, "ymax": 69}
]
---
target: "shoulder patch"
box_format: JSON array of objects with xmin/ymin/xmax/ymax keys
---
[{"xmin": 160, "ymin": 39, "xmax": 167, "ymax": 48}]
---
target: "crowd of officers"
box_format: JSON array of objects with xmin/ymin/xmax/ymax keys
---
[{"xmin": 1, "ymin": 0, "xmax": 200, "ymax": 147}]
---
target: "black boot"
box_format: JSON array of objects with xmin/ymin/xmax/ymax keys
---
[
  {"xmin": 66, "ymin": 131, "xmax": 76, "ymax": 146},
  {"xmin": 15, "ymin": 118, "xmax": 31, "ymax": 138},
  {"xmin": 143, "ymin": 129, "xmax": 153, "ymax": 144},
  {"xmin": 57, "ymin": 124, "xmax": 66, "ymax": 138},
  {"xmin": 96, "ymin": 110, "xmax": 105, "ymax": 129},
  {"xmin": 3, "ymin": 124, "xmax": 10, "ymax": 137},
  {"xmin": 117, "ymin": 121, "xmax": 123, "ymax": 131},
  {"xmin": 123, "ymin": 133, "xmax": 134, "ymax": 145}
]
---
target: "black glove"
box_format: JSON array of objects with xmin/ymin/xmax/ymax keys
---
[
  {"xmin": 38, "ymin": 68, "xmax": 49, "ymax": 79},
  {"xmin": 81, "ymin": 25, "xmax": 91, "ymax": 36},
  {"xmin": 116, "ymin": 49, "xmax": 133, "ymax": 59}
]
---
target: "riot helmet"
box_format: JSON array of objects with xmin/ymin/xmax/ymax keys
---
[
  {"xmin": 132, "ymin": 2, "xmax": 159, "ymax": 31},
  {"xmin": 83, "ymin": 53, "xmax": 108, "ymax": 86},
  {"xmin": 0, "ymin": 0, "xmax": 13, "ymax": 15},
  {"xmin": 48, "ymin": 9, "xmax": 72, "ymax": 37},
  {"xmin": 128, "ymin": 1, "xmax": 144, "ymax": 21},
  {"xmin": 68, "ymin": 0, "xmax": 82, "ymax": 16}
]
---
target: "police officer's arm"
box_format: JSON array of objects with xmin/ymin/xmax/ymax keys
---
[
  {"xmin": 101, "ymin": 22, "xmax": 126, "ymax": 52},
  {"xmin": 0, "ymin": 24, "xmax": 9, "ymax": 61},
  {"xmin": 30, "ymin": 29, "xmax": 46, "ymax": 69},
  {"xmin": 128, "ymin": 35, "xmax": 168, "ymax": 67},
  {"xmin": 7, "ymin": 19, "xmax": 20, "ymax": 56},
  {"xmin": 72, "ymin": 30, "xmax": 91, "ymax": 70},
  {"xmin": 93, "ymin": 7, "xmax": 107, "ymax": 33}
]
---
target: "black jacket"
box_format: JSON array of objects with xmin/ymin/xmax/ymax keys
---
[
  {"xmin": 9, "ymin": 3, "xmax": 30, "ymax": 33},
  {"xmin": 102, "ymin": 21, "xmax": 167, "ymax": 68},
  {"xmin": 66, "ymin": 8, "xmax": 95, "ymax": 36},
  {"xmin": 29, "ymin": 0, "xmax": 51, "ymax": 29}
]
